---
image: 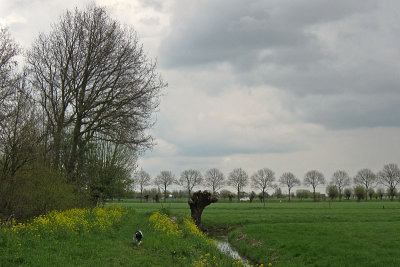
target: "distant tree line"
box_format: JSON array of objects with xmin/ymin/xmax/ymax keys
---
[
  {"xmin": 0, "ymin": 5, "xmax": 165, "ymax": 222},
  {"xmin": 132, "ymin": 164, "xmax": 400, "ymax": 203}
]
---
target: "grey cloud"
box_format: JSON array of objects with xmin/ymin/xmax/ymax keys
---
[
  {"xmin": 139, "ymin": 0, "xmax": 164, "ymax": 11},
  {"xmin": 301, "ymin": 93, "xmax": 400, "ymax": 129},
  {"xmin": 177, "ymin": 139, "xmax": 299, "ymax": 157},
  {"xmin": 159, "ymin": 0, "xmax": 375, "ymax": 69},
  {"xmin": 158, "ymin": 0, "xmax": 400, "ymax": 130}
]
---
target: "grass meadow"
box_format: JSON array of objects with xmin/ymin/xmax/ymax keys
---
[
  {"xmin": 1, "ymin": 199, "xmax": 400, "ymax": 266},
  {"xmin": 116, "ymin": 199, "xmax": 400, "ymax": 266}
]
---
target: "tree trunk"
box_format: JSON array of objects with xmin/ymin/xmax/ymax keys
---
[
  {"xmin": 262, "ymin": 189, "xmax": 266, "ymax": 208},
  {"xmin": 313, "ymin": 187, "xmax": 316, "ymax": 201},
  {"xmin": 188, "ymin": 191, "xmax": 218, "ymax": 229}
]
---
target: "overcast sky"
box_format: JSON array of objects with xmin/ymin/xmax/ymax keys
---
[{"xmin": 2, "ymin": 0, "xmax": 400, "ymax": 193}]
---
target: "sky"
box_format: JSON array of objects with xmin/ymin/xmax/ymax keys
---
[{"xmin": 1, "ymin": 0, "xmax": 400, "ymax": 193}]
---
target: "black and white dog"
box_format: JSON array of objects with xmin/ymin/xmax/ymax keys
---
[{"xmin": 134, "ymin": 230, "xmax": 143, "ymax": 247}]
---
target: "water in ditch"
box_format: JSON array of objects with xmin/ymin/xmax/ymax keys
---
[{"xmin": 214, "ymin": 237, "xmax": 250, "ymax": 266}]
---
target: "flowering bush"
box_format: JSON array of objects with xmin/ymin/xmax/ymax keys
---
[
  {"xmin": 183, "ymin": 216, "xmax": 209, "ymax": 240},
  {"xmin": 2, "ymin": 205, "xmax": 127, "ymax": 237},
  {"xmin": 148, "ymin": 211, "xmax": 182, "ymax": 236}
]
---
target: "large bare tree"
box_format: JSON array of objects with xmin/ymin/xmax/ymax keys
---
[
  {"xmin": 204, "ymin": 168, "xmax": 225, "ymax": 194},
  {"xmin": 377, "ymin": 163, "xmax": 400, "ymax": 200},
  {"xmin": 228, "ymin": 168, "xmax": 248, "ymax": 202},
  {"xmin": 303, "ymin": 170, "xmax": 326, "ymax": 201},
  {"xmin": 27, "ymin": 6, "xmax": 165, "ymax": 180},
  {"xmin": 179, "ymin": 169, "xmax": 203, "ymax": 198},
  {"xmin": 155, "ymin": 170, "xmax": 175, "ymax": 202},
  {"xmin": 279, "ymin": 172, "xmax": 300, "ymax": 202},
  {"xmin": 330, "ymin": 170, "xmax": 351, "ymax": 201},
  {"xmin": 251, "ymin": 168, "xmax": 275, "ymax": 207},
  {"xmin": 353, "ymin": 169, "xmax": 376, "ymax": 201},
  {"xmin": 0, "ymin": 27, "xmax": 19, "ymax": 95}
]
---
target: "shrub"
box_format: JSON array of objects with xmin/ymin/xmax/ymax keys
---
[{"xmin": 354, "ymin": 186, "xmax": 366, "ymax": 202}]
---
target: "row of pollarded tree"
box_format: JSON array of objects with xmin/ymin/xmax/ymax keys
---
[{"xmin": 134, "ymin": 163, "xmax": 400, "ymax": 202}]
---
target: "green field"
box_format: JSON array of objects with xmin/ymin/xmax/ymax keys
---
[
  {"xmin": 116, "ymin": 199, "xmax": 400, "ymax": 266},
  {"xmin": 2, "ymin": 199, "xmax": 400, "ymax": 266}
]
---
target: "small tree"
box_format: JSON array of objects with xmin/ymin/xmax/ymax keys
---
[
  {"xmin": 331, "ymin": 170, "xmax": 351, "ymax": 201},
  {"xmin": 204, "ymin": 168, "xmax": 225, "ymax": 194},
  {"xmin": 368, "ymin": 188, "xmax": 375, "ymax": 200},
  {"xmin": 258, "ymin": 192, "xmax": 268, "ymax": 202},
  {"xmin": 135, "ymin": 169, "xmax": 151, "ymax": 202},
  {"xmin": 343, "ymin": 188, "xmax": 352, "ymax": 200},
  {"xmin": 274, "ymin": 187, "xmax": 283, "ymax": 199},
  {"xmin": 219, "ymin": 189, "xmax": 232, "ymax": 200},
  {"xmin": 188, "ymin": 191, "xmax": 218, "ymax": 229},
  {"xmin": 377, "ymin": 163, "xmax": 400, "ymax": 201},
  {"xmin": 155, "ymin": 171, "xmax": 175, "ymax": 203},
  {"xmin": 354, "ymin": 186, "xmax": 366, "ymax": 202},
  {"xmin": 279, "ymin": 172, "xmax": 300, "ymax": 202},
  {"xmin": 304, "ymin": 170, "xmax": 326, "ymax": 201},
  {"xmin": 179, "ymin": 169, "xmax": 203, "ymax": 198},
  {"xmin": 228, "ymin": 168, "xmax": 248, "ymax": 202},
  {"xmin": 354, "ymin": 169, "xmax": 376, "ymax": 201},
  {"xmin": 296, "ymin": 189, "xmax": 311, "ymax": 200},
  {"xmin": 326, "ymin": 185, "xmax": 339, "ymax": 200},
  {"xmin": 249, "ymin": 191, "xmax": 256, "ymax": 203},
  {"xmin": 251, "ymin": 168, "xmax": 275, "ymax": 207},
  {"xmin": 376, "ymin": 188, "xmax": 384, "ymax": 200}
]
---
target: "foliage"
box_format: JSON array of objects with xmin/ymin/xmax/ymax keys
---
[
  {"xmin": 149, "ymin": 211, "xmax": 182, "ymax": 236},
  {"xmin": 343, "ymin": 188, "xmax": 352, "ymax": 200},
  {"xmin": 0, "ymin": 4, "xmax": 164, "ymax": 221},
  {"xmin": 251, "ymin": 168, "xmax": 275, "ymax": 206},
  {"xmin": 220, "ymin": 189, "xmax": 233, "ymax": 199},
  {"xmin": 0, "ymin": 162, "xmax": 79, "ymax": 222},
  {"xmin": 273, "ymin": 187, "xmax": 283, "ymax": 199},
  {"xmin": 179, "ymin": 169, "xmax": 203, "ymax": 198},
  {"xmin": 354, "ymin": 169, "xmax": 376, "ymax": 201},
  {"xmin": 279, "ymin": 172, "xmax": 300, "ymax": 202},
  {"xmin": 155, "ymin": 170, "xmax": 176, "ymax": 202},
  {"xmin": 2, "ymin": 206, "xmax": 127, "ymax": 237},
  {"xmin": 326, "ymin": 185, "xmax": 339, "ymax": 200},
  {"xmin": 204, "ymin": 168, "xmax": 225, "ymax": 194},
  {"xmin": 83, "ymin": 141, "xmax": 135, "ymax": 206},
  {"xmin": 354, "ymin": 186, "xmax": 366, "ymax": 201},
  {"xmin": 295, "ymin": 189, "xmax": 312, "ymax": 199},
  {"xmin": 303, "ymin": 170, "xmax": 325, "ymax": 201},
  {"xmin": 377, "ymin": 163, "xmax": 400, "ymax": 200},
  {"xmin": 368, "ymin": 188, "xmax": 375, "ymax": 200},
  {"xmin": 228, "ymin": 168, "xmax": 248, "ymax": 202},
  {"xmin": 330, "ymin": 170, "xmax": 351, "ymax": 200}
]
